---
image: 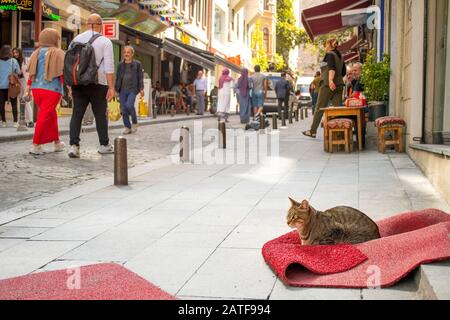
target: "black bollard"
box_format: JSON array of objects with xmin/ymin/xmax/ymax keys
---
[
  {"xmin": 288, "ymin": 108, "xmax": 293, "ymax": 124},
  {"xmin": 218, "ymin": 122, "xmax": 226, "ymax": 149},
  {"xmin": 272, "ymin": 114, "xmax": 278, "ymax": 130},
  {"xmin": 17, "ymin": 99, "xmax": 28, "ymax": 132},
  {"xmin": 300, "ymin": 107, "xmax": 304, "ymax": 120},
  {"xmin": 180, "ymin": 126, "xmax": 190, "ymax": 163},
  {"xmin": 170, "ymin": 104, "xmax": 175, "ymax": 117},
  {"xmin": 281, "ymin": 111, "xmax": 286, "ymax": 127},
  {"xmin": 260, "ymin": 114, "xmax": 265, "ymax": 133},
  {"xmin": 114, "ymin": 137, "xmax": 128, "ymax": 186},
  {"xmin": 305, "ymin": 107, "xmax": 309, "ymax": 118},
  {"xmin": 295, "ymin": 108, "xmax": 299, "ymax": 122},
  {"xmin": 153, "ymin": 105, "xmax": 157, "ymax": 119}
]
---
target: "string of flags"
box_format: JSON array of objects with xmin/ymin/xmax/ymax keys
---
[{"xmin": 136, "ymin": 0, "xmax": 191, "ymax": 27}]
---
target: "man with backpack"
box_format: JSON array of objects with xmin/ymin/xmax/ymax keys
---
[{"xmin": 65, "ymin": 14, "xmax": 116, "ymax": 158}]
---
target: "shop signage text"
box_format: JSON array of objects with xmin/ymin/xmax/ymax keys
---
[
  {"xmin": 43, "ymin": 1, "xmax": 60, "ymax": 21},
  {"xmin": 0, "ymin": 0, "xmax": 34, "ymax": 11},
  {"xmin": 103, "ymin": 20, "xmax": 119, "ymax": 40}
]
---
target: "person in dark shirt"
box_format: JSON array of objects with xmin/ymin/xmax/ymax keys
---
[{"xmin": 274, "ymin": 72, "xmax": 292, "ymax": 120}]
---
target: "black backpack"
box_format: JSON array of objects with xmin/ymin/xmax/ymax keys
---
[{"xmin": 63, "ymin": 34, "xmax": 104, "ymax": 86}]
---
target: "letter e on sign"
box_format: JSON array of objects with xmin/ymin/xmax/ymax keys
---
[{"xmin": 103, "ymin": 20, "xmax": 119, "ymax": 40}]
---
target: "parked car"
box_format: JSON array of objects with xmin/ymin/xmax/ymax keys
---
[
  {"xmin": 295, "ymin": 76, "xmax": 314, "ymax": 109},
  {"xmin": 262, "ymin": 72, "xmax": 296, "ymax": 114}
]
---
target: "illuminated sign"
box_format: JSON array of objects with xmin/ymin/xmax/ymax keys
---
[
  {"xmin": 103, "ymin": 20, "xmax": 119, "ymax": 40},
  {"xmin": 0, "ymin": 0, "xmax": 34, "ymax": 11},
  {"xmin": 42, "ymin": 1, "xmax": 60, "ymax": 21}
]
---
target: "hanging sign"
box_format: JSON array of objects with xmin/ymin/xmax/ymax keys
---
[{"xmin": 103, "ymin": 20, "xmax": 119, "ymax": 40}]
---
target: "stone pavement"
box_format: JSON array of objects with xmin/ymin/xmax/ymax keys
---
[{"xmin": 0, "ymin": 115, "xmax": 448, "ymax": 300}]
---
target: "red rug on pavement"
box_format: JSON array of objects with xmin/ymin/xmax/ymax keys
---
[
  {"xmin": 0, "ymin": 263, "xmax": 176, "ymax": 300},
  {"xmin": 262, "ymin": 209, "xmax": 450, "ymax": 289}
]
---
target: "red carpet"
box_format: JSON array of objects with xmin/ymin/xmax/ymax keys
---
[
  {"xmin": 0, "ymin": 263, "xmax": 176, "ymax": 300},
  {"xmin": 262, "ymin": 209, "xmax": 450, "ymax": 289}
]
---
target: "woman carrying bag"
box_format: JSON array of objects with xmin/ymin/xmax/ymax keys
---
[
  {"xmin": 0, "ymin": 45, "xmax": 21, "ymax": 128},
  {"xmin": 27, "ymin": 28, "xmax": 66, "ymax": 155}
]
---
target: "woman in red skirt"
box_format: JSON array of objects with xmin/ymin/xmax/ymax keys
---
[{"xmin": 26, "ymin": 28, "xmax": 65, "ymax": 155}]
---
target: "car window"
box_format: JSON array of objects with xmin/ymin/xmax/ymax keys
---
[{"xmin": 267, "ymin": 77, "xmax": 282, "ymax": 91}]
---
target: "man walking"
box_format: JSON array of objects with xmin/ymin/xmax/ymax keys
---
[
  {"xmin": 274, "ymin": 72, "xmax": 292, "ymax": 121},
  {"xmin": 193, "ymin": 70, "xmax": 207, "ymax": 115},
  {"xmin": 249, "ymin": 65, "xmax": 267, "ymax": 118},
  {"xmin": 310, "ymin": 71, "xmax": 321, "ymax": 114},
  {"xmin": 67, "ymin": 13, "xmax": 116, "ymax": 158}
]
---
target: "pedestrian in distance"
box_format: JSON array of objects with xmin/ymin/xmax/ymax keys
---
[
  {"xmin": 0, "ymin": 45, "xmax": 21, "ymax": 128},
  {"xmin": 310, "ymin": 71, "xmax": 321, "ymax": 114},
  {"xmin": 216, "ymin": 68, "xmax": 233, "ymax": 123},
  {"xmin": 302, "ymin": 38, "xmax": 346, "ymax": 138},
  {"xmin": 12, "ymin": 47, "xmax": 34, "ymax": 128},
  {"xmin": 249, "ymin": 65, "xmax": 268, "ymax": 119},
  {"xmin": 193, "ymin": 70, "xmax": 207, "ymax": 115},
  {"xmin": 26, "ymin": 28, "xmax": 66, "ymax": 155},
  {"xmin": 65, "ymin": 13, "xmax": 116, "ymax": 158},
  {"xmin": 274, "ymin": 72, "xmax": 292, "ymax": 121},
  {"xmin": 115, "ymin": 45, "xmax": 144, "ymax": 135},
  {"xmin": 236, "ymin": 68, "xmax": 251, "ymax": 124}
]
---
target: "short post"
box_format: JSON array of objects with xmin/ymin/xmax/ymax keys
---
[
  {"xmin": 17, "ymin": 99, "xmax": 28, "ymax": 132},
  {"xmin": 281, "ymin": 111, "xmax": 286, "ymax": 127},
  {"xmin": 170, "ymin": 104, "xmax": 175, "ymax": 117},
  {"xmin": 153, "ymin": 105, "xmax": 157, "ymax": 119},
  {"xmin": 305, "ymin": 107, "xmax": 309, "ymax": 118},
  {"xmin": 295, "ymin": 108, "xmax": 299, "ymax": 122},
  {"xmin": 114, "ymin": 137, "xmax": 128, "ymax": 186},
  {"xmin": 272, "ymin": 114, "xmax": 278, "ymax": 130},
  {"xmin": 288, "ymin": 108, "xmax": 293, "ymax": 124},
  {"xmin": 300, "ymin": 108, "xmax": 304, "ymax": 120},
  {"xmin": 259, "ymin": 114, "xmax": 265, "ymax": 133},
  {"xmin": 180, "ymin": 126, "xmax": 190, "ymax": 163},
  {"xmin": 218, "ymin": 121, "xmax": 226, "ymax": 149}
]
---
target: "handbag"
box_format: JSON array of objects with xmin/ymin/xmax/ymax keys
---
[
  {"xmin": 107, "ymin": 98, "xmax": 121, "ymax": 122},
  {"xmin": 8, "ymin": 60, "xmax": 21, "ymax": 100}
]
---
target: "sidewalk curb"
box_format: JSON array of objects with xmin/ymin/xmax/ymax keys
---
[{"xmin": 0, "ymin": 114, "xmax": 215, "ymax": 143}]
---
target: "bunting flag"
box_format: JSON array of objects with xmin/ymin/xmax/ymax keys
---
[{"xmin": 138, "ymin": 0, "xmax": 190, "ymax": 26}]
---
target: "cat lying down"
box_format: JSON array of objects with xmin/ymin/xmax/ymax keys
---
[{"xmin": 287, "ymin": 198, "xmax": 381, "ymax": 246}]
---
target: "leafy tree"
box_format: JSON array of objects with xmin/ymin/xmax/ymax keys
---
[
  {"xmin": 276, "ymin": 0, "xmax": 309, "ymax": 66},
  {"xmin": 273, "ymin": 53, "xmax": 286, "ymax": 71},
  {"xmin": 251, "ymin": 22, "xmax": 269, "ymax": 71}
]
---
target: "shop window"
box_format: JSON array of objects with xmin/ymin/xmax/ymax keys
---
[
  {"xmin": 197, "ymin": 0, "xmax": 201, "ymax": 25},
  {"xmin": 214, "ymin": 7, "xmax": 226, "ymax": 43},
  {"xmin": 190, "ymin": 0, "xmax": 195, "ymax": 20},
  {"xmin": 202, "ymin": 0, "xmax": 207, "ymax": 28},
  {"xmin": 263, "ymin": 28, "xmax": 269, "ymax": 53}
]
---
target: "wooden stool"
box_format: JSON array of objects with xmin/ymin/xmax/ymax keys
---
[
  {"xmin": 375, "ymin": 117, "xmax": 406, "ymax": 153},
  {"xmin": 327, "ymin": 119, "xmax": 354, "ymax": 153}
]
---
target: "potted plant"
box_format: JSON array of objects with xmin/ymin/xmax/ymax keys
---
[{"xmin": 360, "ymin": 49, "xmax": 391, "ymax": 121}]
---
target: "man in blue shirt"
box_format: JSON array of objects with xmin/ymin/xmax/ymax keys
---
[{"xmin": 274, "ymin": 72, "xmax": 292, "ymax": 121}]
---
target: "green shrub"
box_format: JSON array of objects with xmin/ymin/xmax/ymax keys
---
[{"xmin": 361, "ymin": 49, "xmax": 391, "ymax": 102}]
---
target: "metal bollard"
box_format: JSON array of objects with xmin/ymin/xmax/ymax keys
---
[
  {"xmin": 153, "ymin": 105, "xmax": 157, "ymax": 119},
  {"xmin": 305, "ymin": 107, "xmax": 309, "ymax": 118},
  {"xmin": 114, "ymin": 137, "xmax": 128, "ymax": 186},
  {"xmin": 180, "ymin": 126, "xmax": 190, "ymax": 163},
  {"xmin": 272, "ymin": 114, "xmax": 278, "ymax": 130},
  {"xmin": 281, "ymin": 111, "xmax": 286, "ymax": 127},
  {"xmin": 17, "ymin": 99, "xmax": 28, "ymax": 132},
  {"xmin": 170, "ymin": 104, "xmax": 175, "ymax": 117},
  {"xmin": 300, "ymin": 108, "xmax": 304, "ymax": 120},
  {"xmin": 288, "ymin": 108, "xmax": 293, "ymax": 124},
  {"xmin": 260, "ymin": 114, "xmax": 265, "ymax": 134},
  {"xmin": 218, "ymin": 121, "xmax": 226, "ymax": 149},
  {"xmin": 295, "ymin": 108, "xmax": 299, "ymax": 122}
]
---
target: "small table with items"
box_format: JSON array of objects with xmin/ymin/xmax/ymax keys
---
[{"xmin": 321, "ymin": 106, "xmax": 366, "ymax": 152}]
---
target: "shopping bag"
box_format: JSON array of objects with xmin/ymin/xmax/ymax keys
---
[
  {"xmin": 56, "ymin": 104, "xmax": 62, "ymax": 117},
  {"xmin": 108, "ymin": 98, "xmax": 121, "ymax": 122},
  {"xmin": 138, "ymin": 97, "xmax": 149, "ymax": 117}
]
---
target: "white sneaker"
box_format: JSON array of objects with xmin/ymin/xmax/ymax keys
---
[
  {"xmin": 13, "ymin": 122, "xmax": 19, "ymax": 128},
  {"xmin": 68, "ymin": 145, "xmax": 80, "ymax": 158},
  {"xmin": 29, "ymin": 145, "xmax": 44, "ymax": 155},
  {"xmin": 131, "ymin": 124, "xmax": 138, "ymax": 133},
  {"xmin": 54, "ymin": 141, "xmax": 66, "ymax": 153},
  {"xmin": 98, "ymin": 144, "xmax": 114, "ymax": 154},
  {"xmin": 123, "ymin": 127, "xmax": 132, "ymax": 135},
  {"xmin": 1, "ymin": 122, "xmax": 6, "ymax": 128}
]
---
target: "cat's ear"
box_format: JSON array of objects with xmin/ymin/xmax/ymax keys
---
[
  {"xmin": 300, "ymin": 200, "xmax": 310, "ymax": 210},
  {"xmin": 289, "ymin": 197, "xmax": 301, "ymax": 207}
]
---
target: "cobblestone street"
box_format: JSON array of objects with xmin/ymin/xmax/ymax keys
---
[{"xmin": 0, "ymin": 117, "xmax": 226, "ymax": 211}]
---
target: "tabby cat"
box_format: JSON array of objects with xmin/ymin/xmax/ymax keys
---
[{"xmin": 286, "ymin": 198, "xmax": 381, "ymax": 245}]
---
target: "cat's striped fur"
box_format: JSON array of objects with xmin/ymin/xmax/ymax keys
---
[{"xmin": 286, "ymin": 198, "xmax": 381, "ymax": 245}]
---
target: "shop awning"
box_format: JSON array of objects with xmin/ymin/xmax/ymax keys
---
[
  {"xmin": 343, "ymin": 51, "xmax": 360, "ymax": 63},
  {"xmin": 301, "ymin": 0, "xmax": 372, "ymax": 40},
  {"xmin": 337, "ymin": 35, "xmax": 359, "ymax": 53},
  {"xmin": 162, "ymin": 39, "xmax": 215, "ymax": 70},
  {"xmin": 214, "ymin": 55, "xmax": 242, "ymax": 75}
]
